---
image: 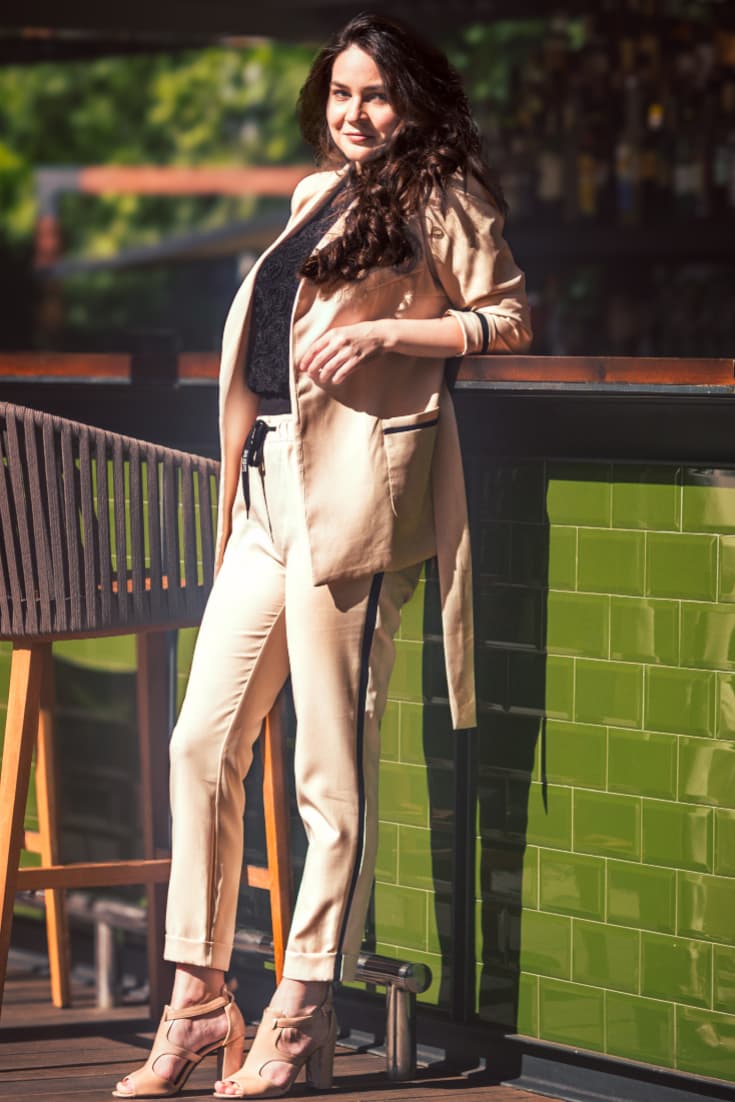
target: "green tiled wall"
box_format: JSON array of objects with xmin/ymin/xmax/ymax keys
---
[{"xmin": 374, "ymin": 461, "xmax": 735, "ymax": 1082}]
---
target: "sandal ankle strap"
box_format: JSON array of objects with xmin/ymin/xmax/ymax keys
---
[{"xmin": 164, "ymin": 987, "xmax": 233, "ymax": 1021}]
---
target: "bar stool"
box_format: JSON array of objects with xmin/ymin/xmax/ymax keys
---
[{"xmin": 0, "ymin": 402, "xmax": 292, "ymax": 1019}]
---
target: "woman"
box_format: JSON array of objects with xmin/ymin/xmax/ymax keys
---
[{"xmin": 114, "ymin": 11, "xmax": 531, "ymax": 1100}]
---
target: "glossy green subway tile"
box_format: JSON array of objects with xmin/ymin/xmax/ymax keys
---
[
  {"xmin": 476, "ymin": 964, "xmax": 525, "ymax": 1031},
  {"xmin": 373, "ymin": 882, "xmax": 427, "ymax": 950},
  {"xmin": 575, "ymin": 660, "xmax": 643, "ymax": 729},
  {"xmin": 681, "ymin": 604, "xmax": 735, "ymax": 672},
  {"xmin": 546, "ymin": 463, "xmax": 612, "ymax": 528},
  {"xmin": 398, "ymin": 702, "xmax": 425, "ymax": 764},
  {"xmin": 506, "ymin": 651, "xmax": 574, "ymax": 720},
  {"xmin": 479, "ymin": 522, "xmax": 512, "ymax": 581},
  {"xmin": 718, "ymin": 674, "xmax": 735, "ymax": 740},
  {"xmin": 375, "ymin": 822, "xmax": 398, "ymax": 884},
  {"xmin": 378, "ymin": 762, "xmax": 428, "ymax": 828},
  {"xmin": 548, "ymin": 526, "xmax": 577, "ymax": 590},
  {"xmin": 477, "ymin": 843, "xmax": 536, "ymax": 908},
  {"xmin": 478, "ymin": 712, "xmax": 539, "ymax": 776},
  {"xmin": 572, "ymin": 920, "xmax": 639, "ymax": 993},
  {"xmin": 677, "ymin": 1005, "xmax": 735, "ymax": 1080},
  {"xmin": 719, "ymin": 536, "xmax": 735, "ymax": 603},
  {"xmin": 608, "ymin": 729, "xmax": 677, "ymax": 800},
  {"xmin": 476, "ymin": 900, "xmax": 520, "ymax": 966},
  {"xmin": 642, "ymin": 800, "xmax": 713, "ymax": 873},
  {"xmin": 607, "ymin": 861, "xmax": 676, "ymax": 933},
  {"xmin": 397, "ymin": 579, "xmax": 425, "ymax": 642},
  {"xmin": 517, "ymin": 972, "xmax": 540, "ymax": 1037},
  {"xmin": 510, "ymin": 523, "xmax": 550, "ymax": 587},
  {"xmin": 427, "ymin": 891, "xmax": 452, "ymax": 956},
  {"xmin": 645, "ymin": 666, "xmax": 716, "ymax": 738},
  {"xmin": 398, "ymin": 824, "xmax": 452, "ymax": 892},
  {"xmin": 483, "ymin": 462, "xmax": 546, "ymax": 524},
  {"xmin": 640, "ymin": 932, "xmax": 711, "ymax": 1008},
  {"xmin": 574, "ymin": 791, "xmax": 641, "ymax": 860},
  {"xmin": 610, "ymin": 598, "xmax": 679, "ymax": 666},
  {"xmin": 477, "ymin": 648, "xmax": 508, "ymax": 710},
  {"xmin": 538, "ymin": 978, "xmax": 605, "ymax": 1051},
  {"xmin": 646, "ymin": 533, "xmax": 717, "ymax": 601},
  {"xmin": 541, "ymin": 720, "xmax": 607, "ymax": 789},
  {"xmin": 715, "ymin": 810, "xmax": 735, "ymax": 877},
  {"xmin": 380, "ymin": 701, "xmax": 399, "ymax": 762},
  {"xmin": 539, "ymin": 851, "xmax": 604, "ymax": 920},
  {"xmin": 578, "ymin": 529, "xmax": 645, "ymax": 596},
  {"xmin": 679, "ymin": 872, "xmax": 735, "ymax": 945},
  {"xmin": 683, "ymin": 468, "xmax": 735, "ymax": 535},
  {"xmin": 612, "ymin": 465, "xmax": 681, "ymax": 532},
  {"xmin": 526, "ymin": 782, "xmax": 573, "ymax": 850},
  {"xmin": 545, "ymin": 656, "xmax": 575, "ymax": 721},
  {"xmin": 679, "ymin": 737, "xmax": 735, "ymax": 810},
  {"xmin": 479, "ymin": 584, "xmax": 543, "ymax": 650},
  {"xmin": 519, "ymin": 910, "xmax": 571, "ymax": 978},
  {"xmin": 714, "ymin": 946, "xmax": 735, "ymax": 1015},
  {"xmin": 546, "ymin": 591, "xmax": 609, "ymax": 659},
  {"xmin": 606, "ymin": 991, "xmax": 675, "ymax": 1067},
  {"xmin": 388, "ymin": 640, "xmax": 423, "ymax": 703},
  {"xmin": 523, "ymin": 845, "xmax": 539, "ymax": 908}
]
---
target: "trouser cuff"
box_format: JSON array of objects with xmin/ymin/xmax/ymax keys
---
[
  {"xmin": 283, "ymin": 949, "xmax": 359, "ymax": 983},
  {"xmin": 164, "ymin": 934, "xmax": 232, "ymax": 972}
]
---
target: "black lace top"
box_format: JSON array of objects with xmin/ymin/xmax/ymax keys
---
[{"xmin": 245, "ymin": 183, "xmax": 345, "ymax": 405}]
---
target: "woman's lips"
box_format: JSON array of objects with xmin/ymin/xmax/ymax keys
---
[{"xmin": 344, "ymin": 132, "xmax": 373, "ymax": 142}]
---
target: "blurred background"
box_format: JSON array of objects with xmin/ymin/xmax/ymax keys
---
[{"xmin": 2, "ymin": 0, "xmax": 735, "ymax": 359}]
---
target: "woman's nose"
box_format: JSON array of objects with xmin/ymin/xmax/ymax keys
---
[{"xmin": 345, "ymin": 96, "xmax": 364, "ymax": 121}]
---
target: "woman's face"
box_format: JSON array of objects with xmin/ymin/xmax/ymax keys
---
[{"xmin": 326, "ymin": 44, "xmax": 402, "ymax": 163}]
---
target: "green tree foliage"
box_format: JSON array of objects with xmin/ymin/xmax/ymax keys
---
[{"xmin": 0, "ymin": 42, "xmax": 315, "ymax": 258}]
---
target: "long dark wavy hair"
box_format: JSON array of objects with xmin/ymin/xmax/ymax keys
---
[{"xmin": 297, "ymin": 11, "xmax": 506, "ymax": 284}]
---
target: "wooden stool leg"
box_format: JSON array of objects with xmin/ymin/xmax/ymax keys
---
[
  {"xmin": 137, "ymin": 631, "xmax": 175, "ymax": 1020},
  {"xmin": 0, "ymin": 644, "xmax": 45, "ymax": 1019},
  {"xmin": 262, "ymin": 697, "xmax": 293, "ymax": 984},
  {"xmin": 35, "ymin": 645, "xmax": 71, "ymax": 1007}
]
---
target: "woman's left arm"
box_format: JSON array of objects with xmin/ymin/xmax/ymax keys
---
[{"xmin": 300, "ymin": 179, "xmax": 531, "ymax": 385}]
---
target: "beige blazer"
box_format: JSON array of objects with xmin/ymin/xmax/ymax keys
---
[{"xmin": 216, "ymin": 168, "xmax": 532, "ymax": 730}]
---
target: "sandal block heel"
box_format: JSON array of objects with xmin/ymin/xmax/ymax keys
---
[
  {"xmin": 214, "ymin": 997, "xmax": 337, "ymax": 1099},
  {"xmin": 306, "ymin": 1011, "xmax": 337, "ymax": 1090},
  {"xmin": 219, "ymin": 1032, "xmax": 247, "ymax": 1082}
]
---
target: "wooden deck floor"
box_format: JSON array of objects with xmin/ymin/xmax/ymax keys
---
[{"xmin": 0, "ymin": 958, "xmax": 560, "ymax": 1102}]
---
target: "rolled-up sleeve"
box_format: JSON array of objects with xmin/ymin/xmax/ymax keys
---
[{"xmin": 425, "ymin": 180, "xmax": 532, "ymax": 354}]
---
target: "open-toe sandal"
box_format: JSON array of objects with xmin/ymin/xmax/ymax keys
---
[{"xmin": 113, "ymin": 985, "xmax": 246, "ymax": 1098}]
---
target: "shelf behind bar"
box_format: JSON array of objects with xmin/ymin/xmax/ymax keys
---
[{"xmin": 1, "ymin": 352, "xmax": 734, "ymax": 391}]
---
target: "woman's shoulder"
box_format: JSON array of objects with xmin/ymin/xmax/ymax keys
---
[
  {"xmin": 291, "ymin": 168, "xmax": 344, "ymax": 216},
  {"xmin": 422, "ymin": 171, "xmax": 505, "ymax": 251}
]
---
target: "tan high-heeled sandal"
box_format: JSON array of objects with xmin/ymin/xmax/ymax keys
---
[
  {"xmin": 213, "ymin": 998, "xmax": 337, "ymax": 1099},
  {"xmin": 113, "ymin": 985, "xmax": 246, "ymax": 1098}
]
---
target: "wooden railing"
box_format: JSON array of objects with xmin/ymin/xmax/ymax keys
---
[{"xmin": 2, "ymin": 352, "xmax": 734, "ymax": 388}]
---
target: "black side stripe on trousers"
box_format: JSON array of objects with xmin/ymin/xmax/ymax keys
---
[{"xmin": 334, "ymin": 571, "xmax": 384, "ymax": 982}]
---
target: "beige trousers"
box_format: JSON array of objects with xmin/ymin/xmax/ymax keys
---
[{"xmin": 164, "ymin": 415, "xmax": 420, "ymax": 982}]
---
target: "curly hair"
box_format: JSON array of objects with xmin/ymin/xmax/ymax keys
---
[{"xmin": 297, "ymin": 11, "xmax": 507, "ymax": 284}]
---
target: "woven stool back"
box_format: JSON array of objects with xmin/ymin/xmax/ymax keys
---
[{"xmin": 0, "ymin": 402, "xmax": 220, "ymax": 640}]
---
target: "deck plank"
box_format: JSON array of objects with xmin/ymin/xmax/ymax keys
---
[{"xmin": 0, "ymin": 963, "xmax": 559, "ymax": 1102}]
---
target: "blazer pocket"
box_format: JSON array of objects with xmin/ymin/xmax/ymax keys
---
[{"xmin": 381, "ymin": 410, "xmax": 440, "ymax": 521}]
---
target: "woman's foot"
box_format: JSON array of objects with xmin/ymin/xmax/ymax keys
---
[
  {"xmin": 114, "ymin": 965, "xmax": 239, "ymax": 1097},
  {"xmin": 214, "ymin": 980, "xmax": 332, "ymax": 1098}
]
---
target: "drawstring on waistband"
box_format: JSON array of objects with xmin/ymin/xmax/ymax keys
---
[{"xmin": 241, "ymin": 419, "xmax": 275, "ymax": 514}]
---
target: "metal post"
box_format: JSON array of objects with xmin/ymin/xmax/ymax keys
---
[
  {"xmin": 385, "ymin": 986, "xmax": 417, "ymax": 1081},
  {"xmin": 95, "ymin": 917, "xmax": 118, "ymax": 1009}
]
